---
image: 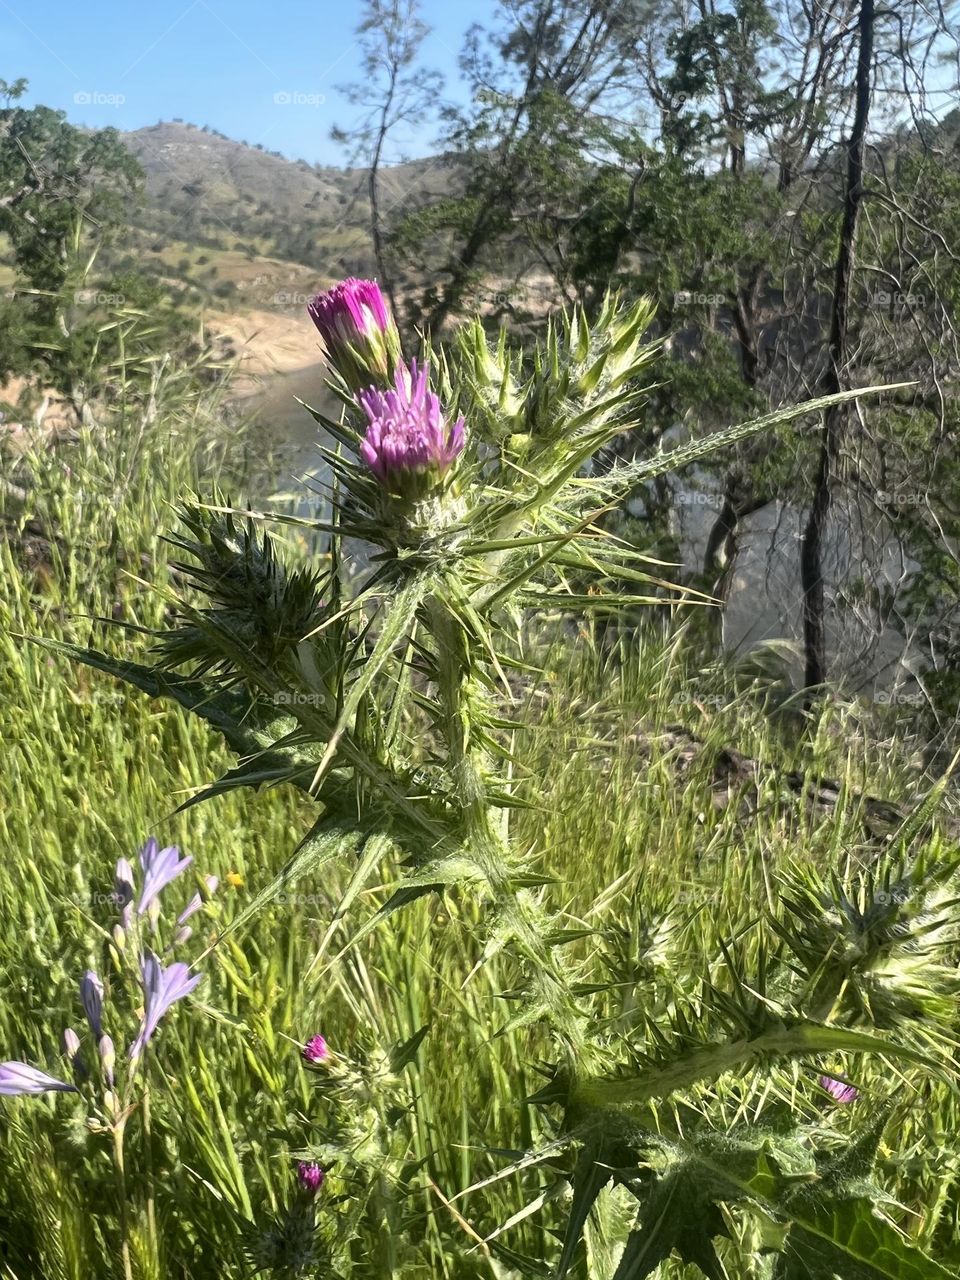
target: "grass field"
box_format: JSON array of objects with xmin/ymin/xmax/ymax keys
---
[{"xmin": 0, "ymin": 372, "xmax": 956, "ymax": 1278}]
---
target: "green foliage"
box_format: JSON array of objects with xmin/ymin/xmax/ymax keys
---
[{"xmin": 13, "ymin": 292, "xmax": 944, "ymax": 1278}]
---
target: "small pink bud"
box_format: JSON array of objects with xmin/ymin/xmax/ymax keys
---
[
  {"xmin": 296, "ymin": 1161, "xmax": 324, "ymax": 1194},
  {"xmin": 301, "ymin": 1034, "xmax": 328, "ymax": 1064}
]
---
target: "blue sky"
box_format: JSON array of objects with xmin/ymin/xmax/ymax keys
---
[{"xmin": 1, "ymin": 0, "xmax": 478, "ymax": 164}]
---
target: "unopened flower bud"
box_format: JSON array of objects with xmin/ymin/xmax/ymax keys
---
[
  {"xmin": 115, "ymin": 857, "xmax": 135, "ymax": 928},
  {"xmin": 307, "ymin": 277, "xmax": 402, "ymax": 394},
  {"xmin": 301, "ymin": 1034, "xmax": 328, "ymax": 1064},
  {"xmin": 177, "ymin": 894, "xmax": 203, "ymax": 925},
  {"xmin": 80, "ymin": 970, "xmax": 104, "ymax": 1038},
  {"xmin": 296, "ymin": 1161, "xmax": 325, "ymax": 1195},
  {"xmin": 99, "ymin": 1035, "xmax": 115, "ymax": 1088},
  {"xmin": 63, "ymin": 1027, "xmax": 81, "ymax": 1065}
]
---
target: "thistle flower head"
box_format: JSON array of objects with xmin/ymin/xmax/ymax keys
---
[
  {"xmin": 302, "ymin": 1034, "xmax": 328, "ymax": 1064},
  {"xmin": 0, "ymin": 1062, "xmax": 76, "ymax": 1096},
  {"xmin": 307, "ymin": 277, "xmax": 402, "ymax": 393},
  {"xmin": 128, "ymin": 952, "xmax": 202, "ymax": 1061},
  {"xmin": 296, "ymin": 1160, "xmax": 325, "ymax": 1194},
  {"xmin": 819, "ymin": 1074, "xmax": 859, "ymax": 1104},
  {"xmin": 358, "ymin": 359, "xmax": 466, "ymax": 496},
  {"xmin": 137, "ymin": 838, "xmax": 192, "ymax": 916}
]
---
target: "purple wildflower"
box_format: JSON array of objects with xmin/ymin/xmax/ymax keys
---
[
  {"xmin": 137, "ymin": 838, "xmax": 192, "ymax": 916},
  {"xmin": 296, "ymin": 1161, "xmax": 325, "ymax": 1194},
  {"xmin": 819, "ymin": 1074, "xmax": 859, "ymax": 1104},
  {"xmin": 302, "ymin": 1034, "xmax": 328, "ymax": 1064},
  {"xmin": 128, "ymin": 952, "xmax": 202, "ymax": 1061},
  {"xmin": 358, "ymin": 359, "xmax": 465, "ymax": 494},
  {"xmin": 0, "ymin": 1062, "xmax": 76, "ymax": 1096},
  {"xmin": 80, "ymin": 970, "xmax": 104, "ymax": 1038},
  {"xmin": 307, "ymin": 278, "xmax": 402, "ymax": 392}
]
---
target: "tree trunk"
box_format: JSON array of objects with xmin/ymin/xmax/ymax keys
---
[{"xmin": 799, "ymin": 0, "xmax": 874, "ymax": 695}]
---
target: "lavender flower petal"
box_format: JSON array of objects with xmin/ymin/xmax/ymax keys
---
[
  {"xmin": 0, "ymin": 1062, "xmax": 76, "ymax": 1096},
  {"xmin": 137, "ymin": 840, "xmax": 192, "ymax": 915},
  {"xmin": 128, "ymin": 952, "xmax": 202, "ymax": 1060}
]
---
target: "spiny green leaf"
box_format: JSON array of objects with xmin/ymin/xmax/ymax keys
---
[{"xmin": 776, "ymin": 1198, "xmax": 958, "ymax": 1280}]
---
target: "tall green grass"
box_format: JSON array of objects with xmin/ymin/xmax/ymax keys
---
[{"xmin": 0, "ymin": 377, "xmax": 956, "ymax": 1276}]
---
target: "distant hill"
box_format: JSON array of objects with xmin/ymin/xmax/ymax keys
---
[{"xmin": 120, "ymin": 121, "xmax": 449, "ymax": 280}]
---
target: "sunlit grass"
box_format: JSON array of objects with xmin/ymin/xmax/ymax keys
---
[{"xmin": 0, "ymin": 378, "xmax": 956, "ymax": 1276}]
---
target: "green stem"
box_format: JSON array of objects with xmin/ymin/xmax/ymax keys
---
[
  {"xmin": 429, "ymin": 595, "xmax": 584, "ymax": 1051},
  {"xmin": 111, "ymin": 1121, "xmax": 135, "ymax": 1280},
  {"xmin": 142, "ymin": 1080, "xmax": 158, "ymax": 1259}
]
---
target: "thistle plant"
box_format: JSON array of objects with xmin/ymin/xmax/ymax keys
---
[
  {"xmin": 0, "ymin": 836, "xmax": 212, "ymax": 1280},
  {"xmin": 247, "ymin": 1025, "xmax": 428, "ymax": 1278},
  {"xmin": 43, "ymin": 278, "xmax": 949, "ymax": 1276}
]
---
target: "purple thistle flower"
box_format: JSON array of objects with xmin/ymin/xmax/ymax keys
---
[
  {"xmin": 302, "ymin": 1034, "xmax": 328, "ymax": 1064},
  {"xmin": 128, "ymin": 951, "xmax": 202, "ymax": 1061},
  {"xmin": 307, "ymin": 278, "xmax": 402, "ymax": 392},
  {"xmin": 137, "ymin": 838, "xmax": 192, "ymax": 916},
  {"xmin": 358, "ymin": 359, "xmax": 466, "ymax": 494},
  {"xmin": 296, "ymin": 1161, "xmax": 325, "ymax": 1194},
  {"xmin": 819, "ymin": 1074, "xmax": 859, "ymax": 1104},
  {"xmin": 0, "ymin": 1062, "xmax": 76, "ymax": 1096},
  {"xmin": 80, "ymin": 970, "xmax": 104, "ymax": 1038}
]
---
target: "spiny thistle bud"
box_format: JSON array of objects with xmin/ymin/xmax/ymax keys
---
[
  {"xmin": 307, "ymin": 277, "xmax": 403, "ymax": 394},
  {"xmin": 302, "ymin": 1034, "xmax": 328, "ymax": 1064},
  {"xmin": 296, "ymin": 1161, "xmax": 325, "ymax": 1195},
  {"xmin": 358, "ymin": 359, "xmax": 465, "ymax": 498},
  {"xmin": 454, "ymin": 319, "xmax": 523, "ymax": 441}
]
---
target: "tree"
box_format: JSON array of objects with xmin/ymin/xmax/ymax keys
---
[
  {"xmin": 800, "ymin": 0, "xmax": 876, "ymax": 694},
  {"xmin": 0, "ymin": 78, "xmax": 142, "ymax": 388},
  {"xmin": 331, "ymin": 0, "xmax": 442, "ymax": 321},
  {"xmin": 394, "ymin": 0, "xmax": 645, "ymax": 333}
]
